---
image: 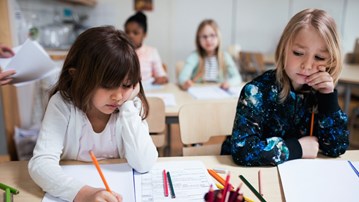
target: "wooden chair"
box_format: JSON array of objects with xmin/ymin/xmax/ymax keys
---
[
  {"xmin": 146, "ymin": 97, "xmax": 167, "ymax": 156},
  {"xmin": 178, "ymin": 101, "xmax": 237, "ymax": 156},
  {"xmin": 238, "ymin": 51, "xmax": 266, "ymax": 81}
]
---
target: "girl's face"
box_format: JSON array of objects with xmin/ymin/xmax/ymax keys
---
[
  {"xmin": 125, "ymin": 22, "xmax": 146, "ymax": 48},
  {"xmin": 284, "ymin": 26, "xmax": 330, "ymax": 90},
  {"xmin": 90, "ymin": 81, "xmax": 134, "ymax": 115},
  {"xmin": 198, "ymin": 25, "xmax": 219, "ymax": 56}
]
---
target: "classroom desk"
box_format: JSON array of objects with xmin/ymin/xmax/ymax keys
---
[
  {"xmin": 146, "ymin": 82, "xmax": 245, "ymax": 154},
  {"xmin": 338, "ymin": 63, "xmax": 359, "ymax": 113},
  {"xmin": 1, "ymin": 150, "xmax": 358, "ymax": 202}
]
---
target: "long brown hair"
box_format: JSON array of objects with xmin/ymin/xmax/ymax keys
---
[
  {"xmin": 275, "ymin": 8, "xmax": 342, "ymax": 102},
  {"xmin": 50, "ymin": 26, "xmax": 149, "ymax": 119},
  {"xmin": 193, "ymin": 19, "xmax": 226, "ymax": 82}
]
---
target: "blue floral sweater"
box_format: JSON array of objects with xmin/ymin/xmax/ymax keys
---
[{"xmin": 221, "ymin": 70, "xmax": 349, "ymax": 166}]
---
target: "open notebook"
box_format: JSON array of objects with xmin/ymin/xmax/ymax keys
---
[
  {"xmin": 278, "ymin": 159, "xmax": 359, "ymax": 202},
  {"xmin": 43, "ymin": 160, "xmax": 214, "ymax": 202}
]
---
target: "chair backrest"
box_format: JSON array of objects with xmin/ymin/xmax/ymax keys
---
[
  {"xmin": 238, "ymin": 51, "xmax": 266, "ymax": 81},
  {"xmin": 146, "ymin": 97, "xmax": 166, "ymax": 154},
  {"xmin": 178, "ymin": 101, "xmax": 237, "ymax": 156},
  {"xmin": 175, "ymin": 61, "xmax": 185, "ymax": 82}
]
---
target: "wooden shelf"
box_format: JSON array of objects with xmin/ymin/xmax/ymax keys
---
[{"xmin": 58, "ymin": 0, "xmax": 97, "ymax": 6}]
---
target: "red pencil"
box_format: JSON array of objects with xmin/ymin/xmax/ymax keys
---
[
  {"xmin": 163, "ymin": 169, "xmax": 169, "ymax": 197},
  {"xmin": 221, "ymin": 173, "xmax": 231, "ymax": 202}
]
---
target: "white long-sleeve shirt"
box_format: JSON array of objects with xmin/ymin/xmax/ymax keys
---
[{"xmin": 28, "ymin": 92, "xmax": 158, "ymax": 201}]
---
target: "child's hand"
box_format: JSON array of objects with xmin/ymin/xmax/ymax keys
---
[
  {"xmin": 306, "ymin": 66, "xmax": 334, "ymax": 94},
  {"xmin": 298, "ymin": 136, "xmax": 319, "ymax": 159},
  {"xmin": 129, "ymin": 82, "xmax": 140, "ymax": 100},
  {"xmin": 153, "ymin": 76, "xmax": 168, "ymax": 85},
  {"xmin": 181, "ymin": 80, "xmax": 193, "ymax": 90},
  {"xmin": 220, "ymin": 82, "xmax": 230, "ymax": 90},
  {"xmin": 0, "ymin": 69, "xmax": 16, "ymax": 85},
  {"xmin": 74, "ymin": 186, "xmax": 123, "ymax": 202}
]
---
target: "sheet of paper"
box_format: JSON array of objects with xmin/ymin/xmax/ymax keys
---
[
  {"xmin": 278, "ymin": 159, "xmax": 359, "ymax": 202},
  {"xmin": 42, "ymin": 163, "xmax": 135, "ymax": 202},
  {"xmin": 0, "ymin": 39, "xmax": 56, "ymax": 83},
  {"xmin": 146, "ymin": 93, "xmax": 176, "ymax": 106},
  {"xmin": 188, "ymin": 86, "xmax": 235, "ymax": 99},
  {"xmin": 134, "ymin": 160, "xmax": 214, "ymax": 202}
]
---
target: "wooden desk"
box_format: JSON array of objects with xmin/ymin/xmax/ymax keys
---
[
  {"xmin": 339, "ymin": 64, "xmax": 359, "ymax": 113},
  {"xmin": 146, "ymin": 83, "xmax": 245, "ymax": 153},
  {"xmin": 1, "ymin": 150, "xmax": 358, "ymax": 202}
]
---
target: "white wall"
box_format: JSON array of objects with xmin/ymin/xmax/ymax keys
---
[{"xmin": 14, "ymin": 0, "xmax": 359, "ymax": 82}]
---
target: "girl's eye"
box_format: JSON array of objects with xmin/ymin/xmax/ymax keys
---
[
  {"xmin": 293, "ymin": 51, "xmax": 303, "ymax": 56},
  {"xmin": 122, "ymin": 84, "xmax": 132, "ymax": 89},
  {"xmin": 315, "ymin": 55, "xmax": 326, "ymax": 61}
]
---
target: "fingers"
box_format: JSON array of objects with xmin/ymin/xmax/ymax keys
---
[
  {"xmin": 0, "ymin": 70, "xmax": 16, "ymax": 85},
  {"xmin": 306, "ymin": 68, "xmax": 334, "ymax": 93}
]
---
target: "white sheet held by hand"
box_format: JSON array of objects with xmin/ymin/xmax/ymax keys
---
[{"xmin": 0, "ymin": 39, "xmax": 56, "ymax": 83}]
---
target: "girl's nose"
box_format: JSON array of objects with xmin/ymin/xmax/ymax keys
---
[
  {"xmin": 111, "ymin": 90, "xmax": 123, "ymax": 102},
  {"xmin": 301, "ymin": 57, "xmax": 314, "ymax": 70}
]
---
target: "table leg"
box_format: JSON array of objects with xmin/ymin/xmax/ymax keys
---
[{"xmin": 344, "ymin": 84, "xmax": 351, "ymax": 114}]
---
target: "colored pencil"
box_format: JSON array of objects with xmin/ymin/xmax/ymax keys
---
[
  {"xmin": 348, "ymin": 160, "xmax": 359, "ymax": 177},
  {"xmin": 258, "ymin": 169, "xmax": 263, "ymax": 196},
  {"xmin": 0, "ymin": 183, "xmax": 19, "ymax": 194},
  {"xmin": 5, "ymin": 188, "xmax": 12, "ymax": 202},
  {"xmin": 163, "ymin": 169, "xmax": 169, "ymax": 197},
  {"xmin": 221, "ymin": 173, "xmax": 231, "ymax": 202},
  {"xmin": 167, "ymin": 171, "xmax": 176, "ymax": 198},
  {"xmin": 207, "ymin": 169, "xmax": 234, "ymax": 190},
  {"xmin": 89, "ymin": 150, "xmax": 112, "ymax": 193},
  {"xmin": 310, "ymin": 110, "xmax": 314, "ymax": 136},
  {"xmin": 239, "ymin": 175, "xmax": 267, "ymax": 202}
]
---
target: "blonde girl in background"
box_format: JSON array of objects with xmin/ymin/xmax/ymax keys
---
[{"xmin": 178, "ymin": 19, "xmax": 242, "ymax": 90}]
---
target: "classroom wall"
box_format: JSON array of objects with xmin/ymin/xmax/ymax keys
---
[{"xmin": 12, "ymin": 0, "xmax": 359, "ymax": 82}]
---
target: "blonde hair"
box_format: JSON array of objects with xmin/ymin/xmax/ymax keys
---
[
  {"xmin": 275, "ymin": 8, "xmax": 342, "ymax": 102},
  {"xmin": 193, "ymin": 19, "xmax": 227, "ymax": 82}
]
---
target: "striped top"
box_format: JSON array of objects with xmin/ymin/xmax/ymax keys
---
[{"xmin": 203, "ymin": 56, "xmax": 219, "ymax": 82}]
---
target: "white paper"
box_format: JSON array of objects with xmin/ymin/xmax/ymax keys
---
[
  {"xmin": 146, "ymin": 93, "xmax": 177, "ymax": 106},
  {"xmin": 42, "ymin": 163, "xmax": 135, "ymax": 202},
  {"xmin": 188, "ymin": 86, "xmax": 242, "ymax": 99},
  {"xmin": 134, "ymin": 160, "xmax": 215, "ymax": 202},
  {"xmin": 278, "ymin": 159, "xmax": 359, "ymax": 202},
  {"xmin": 0, "ymin": 39, "xmax": 56, "ymax": 83},
  {"xmin": 42, "ymin": 161, "xmax": 213, "ymax": 202}
]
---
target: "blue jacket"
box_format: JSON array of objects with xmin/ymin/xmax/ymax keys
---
[{"xmin": 222, "ymin": 70, "xmax": 349, "ymax": 166}]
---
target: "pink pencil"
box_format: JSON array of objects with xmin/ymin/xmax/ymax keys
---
[{"xmin": 258, "ymin": 169, "xmax": 263, "ymax": 196}]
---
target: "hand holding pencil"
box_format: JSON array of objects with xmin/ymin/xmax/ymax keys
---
[{"xmin": 72, "ymin": 151, "xmax": 123, "ymax": 202}]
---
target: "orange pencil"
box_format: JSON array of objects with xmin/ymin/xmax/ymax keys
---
[
  {"xmin": 310, "ymin": 110, "xmax": 315, "ymax": 136},
  {"xmin": 207, "ymin": 169, "xmax": 234, "ymax": 190},
  {"xmin": 89, "ymin": 150, "xmax": 112, "ymax": 193}
]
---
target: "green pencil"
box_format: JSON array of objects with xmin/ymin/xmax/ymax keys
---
[
  {"xmin": 0, "ymin": 183, "xmax": 19, "ymax": 194},
  {"xmin": 5, "ymin": 188, "xmax": 12, "ymax": 202},
  {"xmin": 239, "ymin": 175, "xmax": 266, "ymax": 202},
  {"xmin": 167, "ymin": 171, "xmax": 176, "ymax": 198}
]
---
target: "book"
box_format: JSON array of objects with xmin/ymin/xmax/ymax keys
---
[
  {"xmin": 278, "ymin": 159, "xmax": 359, "ymax": 202},
  {"xmin": 0, "ymin": 39, "xmax": 56, "ymax": 83},
  {"xmin": 43, "ymin": 160, "xmax": 214, "ymax": 202}
]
